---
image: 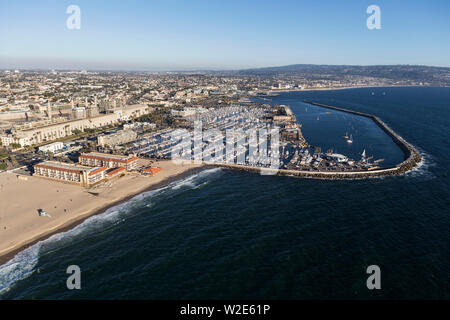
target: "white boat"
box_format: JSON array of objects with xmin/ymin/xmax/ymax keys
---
[{"xmin": 347, "ymin": 134, "xmax": 353, "ymax": 144}]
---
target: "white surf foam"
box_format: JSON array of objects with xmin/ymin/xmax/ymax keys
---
[
  {"xmin": 404, "ymin": 146, "xmax": 435, "ymax": 180},
  {"xmin": 0, "ymin": 244, "xmax": 41, "ymax": 295},
  {"xmin": 171, "ymin": 167, "xmax": 222, "ymax": 190},
  {"xmin": 0, "ymin": 167, "xmax": 222, "ymax": 296}
]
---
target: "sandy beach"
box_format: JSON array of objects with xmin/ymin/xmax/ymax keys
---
[{"xmin": 0, "ymin": 159, "xmax": 203, "ymax": 264}]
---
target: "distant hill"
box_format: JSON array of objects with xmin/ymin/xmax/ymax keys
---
[{"xmin": 235, "ymin": 64, "xmax": 450, "ymax": 85}]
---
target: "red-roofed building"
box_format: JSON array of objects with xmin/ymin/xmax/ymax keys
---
[
  {"xmin": 142, "ymin": 167, "xmax": 162, "ymax": 176},
  {"xmin": 106, "ymin": 167, "xmax": 126, "ymax": 178},
  {"xmin": 79, "ymin": 152, "xmax": 139, "ymax": 171},
  {"xmin": 33, "ymin": 161, "xmax": 106, "ymax": 186}
]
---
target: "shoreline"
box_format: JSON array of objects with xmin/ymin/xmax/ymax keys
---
[
  {"xmin": 0, "ymin": 88, "xmax": 426, "ymax": 265},
  {"xmin": 264, "ymin": 84, "xmax": 447, "ymax": 93},
  {"xmin": 0, "ymin": 164, "xmax": 206, "ymax": 266},
  {"xmin": 258, "ymin": 84, "xmax": 450, "ymax": 95}
]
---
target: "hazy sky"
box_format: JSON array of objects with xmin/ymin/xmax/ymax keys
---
[{"xmin": 1, "ymin": 0, "xmax": 449, "ymax": 70}]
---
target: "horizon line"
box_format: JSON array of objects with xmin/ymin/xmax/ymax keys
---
[{"xmin": 1, "ymin": 63, "xmax": 450, "ymax": 73}]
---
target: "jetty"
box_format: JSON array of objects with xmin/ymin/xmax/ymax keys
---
[{"xmin": 213, "ymin": 101, "xmax": 422, "ymax": 179}]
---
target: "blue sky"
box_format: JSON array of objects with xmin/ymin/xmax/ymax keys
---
[{"xmin": 1, "ymin": 0, "xmax": 449, "ymax": 70}]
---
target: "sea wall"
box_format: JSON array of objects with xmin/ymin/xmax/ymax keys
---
[{"xmin": 211, "ymin": 101, "xmax": 422, "ymax": 179}]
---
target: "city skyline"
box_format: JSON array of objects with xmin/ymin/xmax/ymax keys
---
[{"xmin": 1, "ymin": 0, "xmax": 450, "ymax": 70}]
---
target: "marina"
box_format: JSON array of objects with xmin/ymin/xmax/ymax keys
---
[{"xmin": 106, "ymin": 99, "xmax": 420, "ymax": 178}]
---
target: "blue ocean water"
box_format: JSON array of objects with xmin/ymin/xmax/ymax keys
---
[
  {"xmin": 268, "ymin": 95, "xmax": 406, "ymax": 167},
  {"xmin": 1, "ymin": 87, "xmax": 449, "ymax": 299}
]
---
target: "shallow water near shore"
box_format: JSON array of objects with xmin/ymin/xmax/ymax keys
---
[{"xmin": 1, "ymin": 87, "xmax": 449, "ymax": 299}]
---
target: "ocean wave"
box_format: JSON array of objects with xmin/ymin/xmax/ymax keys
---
[
  {"xmin": 0, "ymin": 244, "xmax": 41, "ymax": 295},
  {"xmin": 0, "ymin": 198, "xmax": 141, "ymax": 296},
  {"xmin": 0, "ymin": 167, "xmax": 222, "ymax": 296},
  {"xmin": 170, "ymin": 167, "xmax": 222, "ymax": 190},
  {"xmin": 171, "ymin": 175, "xmax": 197, "ymax": 190},
  {"xmin": 404, "ymin": 146, "xmax": 435, "ymax": 180}
]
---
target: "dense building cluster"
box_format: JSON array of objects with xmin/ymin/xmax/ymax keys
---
[
  {"xmin": 34, "ymin": 152, "xmax": 139, "ymax": 187},
  {"xmin": 0, "ymin": 68, "xmax": 431, "ymax": 179}
]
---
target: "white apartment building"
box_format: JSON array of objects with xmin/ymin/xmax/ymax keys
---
[
  {"xmin": 97, "ymin": 130, "xmax": 137, "ymax": 147},
  {"xmin": 38, "ymin": 141, "xmax": 65, "ymax": 153},
  {"xmin": 79, "ymin": 152, "xmax": 139, "ymax": 171},
  {"xmin": 0, "ymin": 104, "xmax": 152, "ymax": 147}
]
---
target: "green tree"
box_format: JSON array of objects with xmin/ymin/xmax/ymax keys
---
[{"xmin": 9, "ymin": 143, "xmax": 21, "ymax": 149}]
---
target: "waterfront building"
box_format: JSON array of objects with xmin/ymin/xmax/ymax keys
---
[
  {"xmin": 281, "ymin": 128, "xmax": 300, "ymax": 140},
  {"xmin": 326, "ymin": 153, "xmax": 349, "ymax": 163},
  {"xmin": 79, "ymin": 152, "xmax": 139, "ymax": 171},
  {"xmin": 97, "ymin": 130, "xmax": 137, "ymax": 147},
  {"xmin": 123, "ymin": 122, "xmax": 156, "ymax": 130},
  {"xmin": 171, "ymin": 107, "xmax": 208, "ymax": 117},
  {"xmin": 273, "ymin": 115, "xmax": 294, "ymax": 122},
  {"xmin": 38, "ymin": 141, "xmax": 64, "ymax": 154},
  {"xmin": 33, "ymin": 161, "xmax": 107, "ymax": 186},
  {"xmin": 142, "ymin": 167, "xmax": 162, "ymax": 176},
  {"xmin": 0, "ymin": 104, "xmax": 152, "ymax": 147},
  {"xmin": 105, "ymin": 167, "xmax": 126, "ymax": 178}
]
